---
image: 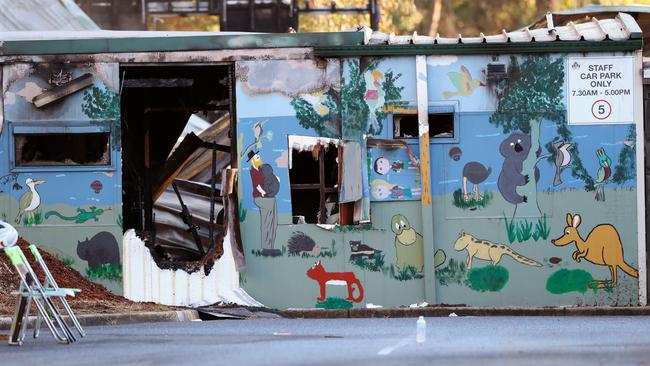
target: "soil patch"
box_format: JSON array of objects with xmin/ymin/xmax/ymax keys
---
[{"xmin": 0, "ymin": 238, "xmax": 169, "ymax": 316}]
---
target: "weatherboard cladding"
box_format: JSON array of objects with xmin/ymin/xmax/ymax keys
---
[{"xmin": 0, "ymin": 12, "xmax": 641, "ymax": 57}]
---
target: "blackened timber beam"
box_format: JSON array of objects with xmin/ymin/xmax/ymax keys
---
[{"xmin": 33, "ymin": 73, "xmax": 94, "ymax": 108}]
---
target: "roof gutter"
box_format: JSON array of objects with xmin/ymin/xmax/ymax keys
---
[
  {"xmin": 314, "ymin": 39, "xmax": 643, "ymax": 57},
  {"xmin": 0, "ymin": 32, "xmax": 364, "ymax": 56}
]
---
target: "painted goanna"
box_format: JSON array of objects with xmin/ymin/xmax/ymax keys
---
[{"xmin": 44, "ymin": 207, "xmax": 107, "ymax": 224}]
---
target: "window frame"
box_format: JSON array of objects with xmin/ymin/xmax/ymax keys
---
[
  {"xmin": 10, "ymin": 123, "xmax": 116, "ymax": 172},
  {"xmin": 287, "ymin": 135, "xmax": 342, "ymax": 225},
  {"xmin": 391, "ymin": 102, "xmax": 459, "ymax": 144}
]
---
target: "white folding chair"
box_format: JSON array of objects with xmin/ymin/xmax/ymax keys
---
[{"xmin": 28, "ymin": 244, "xmax": 84, "ymax": 338}]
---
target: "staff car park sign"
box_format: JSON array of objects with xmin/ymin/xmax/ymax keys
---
[{"xmin": 567, "ymin": 56, "xmax": 634, "ymax": 125}]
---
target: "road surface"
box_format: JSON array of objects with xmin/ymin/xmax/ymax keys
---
[{"xmin": 1, "ymin": 316, "xmax": 649, "ymax": 365}]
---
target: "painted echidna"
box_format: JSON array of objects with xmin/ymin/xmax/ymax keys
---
[{"xmin": 287, "ymin": 231, "xmax": 319, "ymax": 256}]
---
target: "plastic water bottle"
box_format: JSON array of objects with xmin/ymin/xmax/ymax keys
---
[{"xmin": 416, "ymin": 316, "xmax": 426, "ymax": 343}]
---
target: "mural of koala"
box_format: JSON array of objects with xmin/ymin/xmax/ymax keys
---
[
  {"xmin": 497, "ymin": 131, "xmax": 539, "ymax": 205},
  {"xmin": 76, "ymin": 231, "xmax": 120, "ymax": 269}
]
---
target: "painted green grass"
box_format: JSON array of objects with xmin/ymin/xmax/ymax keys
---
[
  {"xmin": 435, "ymin": 258, "xmax": 469, "ymax": 286},
  {"xmin": 239, "ymin": 202, "xmax": 247, "ymax": 223},
  {"xmin": 316, "ymin": 297, "xmax": 353, "ymax": 309},
  {"xmin": 452, "ymin": 189, "xmax": 493, "ymax": 210},
  {"xmin": 390, "ymin": 264, "xmax": 424, "ymax": 281},
  {"xmin": 22, "ymin": 211, "xmax": 43, "ymax": 226},
  {"xmin": 504, "ymin": 214, "xmax": 551, "ymax": 243},
  {"xmin": 350, "ymin": 252, "xmax": 386, "ymax": 272},
  {"xmin": 334, "ymin": 223, "xmax": 378, "ymax": 233},
  {"xmin": 546, "ymin": 269, "xmax": 596, "ymax": 294},
  {"xmin": 56, "ymin": 255, "xmax": 75, "ymax": 266},
  {"xmin": 85, "ymin": 263, "xmax": 122, "ymax": 282},
  {"xmin": 532, "ymin": 214, "xmax": 551, "ymax": 241},
  {"xmin": 349, "ymin": 253, "xmax": 423, "ymax": 281},
  {"xmin": 467, "ymin": 265, "xmax": 509, "ymax": 292}
]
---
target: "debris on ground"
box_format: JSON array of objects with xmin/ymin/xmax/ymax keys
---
[
  {"xmin": 0, "ymin": 238, "xmax": 169, "ymax": 316},
  {"xmin": 196, "ymin": 303, "xmax": 285, "ymax": 320}
]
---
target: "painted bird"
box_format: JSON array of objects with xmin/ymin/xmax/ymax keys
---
[
  {"xmin": 443, "ymin": 66, "xmax": 485, "ymax": 99},
  {"xmin": 595, "ymin": 147, "xmax": 612, "ymax": 202},
  {"xmin": 241, "ymin": 119, "xmax": 270, "ymax": 159},
  {"xmin": 553, "ymin": 141, "xmax": 572, "ymax": 186},
  {"xmin": 15, "ymin": 178, "xmax": 46, "ymax": 224}
]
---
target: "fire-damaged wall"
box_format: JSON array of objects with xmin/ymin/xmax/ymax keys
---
[
  {"xmin": 0, "ymin": 62, "xmax": 123, "ymax": 294},
  {"xmin": 235, "ymin": 52, "xmax": 645, "ymax": 308}
]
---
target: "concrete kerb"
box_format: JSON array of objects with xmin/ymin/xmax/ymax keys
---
[
  {"xmin": 0, "ymin": 309, "xmax": 200, "ymax": 331},
  {"xmin": 284, "ymin": 306, "xmax": 650, "ymax": 318}
]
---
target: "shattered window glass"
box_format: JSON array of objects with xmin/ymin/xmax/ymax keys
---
[
  {"xmin": 15, "ymin": 132, "xmax": 111, "ymax": 167},
  {"xmin": 393, "ymin": 112, "xmax": 455, "ymax": 139}
]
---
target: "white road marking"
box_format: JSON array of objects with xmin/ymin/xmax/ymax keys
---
[{"xmin": 377, "ymin": 339, "xmax": 410, "ymax": 356}]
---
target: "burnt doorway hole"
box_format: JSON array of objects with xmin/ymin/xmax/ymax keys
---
[{"xmin": 120, "ymin": 64, "xmax": 236, "ymax": 267}]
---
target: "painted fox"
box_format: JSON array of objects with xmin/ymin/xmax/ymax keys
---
[
  {"xmin": 306, "ymin": 261, "xmax": 364, "ymax": 303},
  {"xmin": 453, "ymin": 231, "xmax": 542, "ymax": 269}
]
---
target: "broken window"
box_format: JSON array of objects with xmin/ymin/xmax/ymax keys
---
[
  {"xmin": 14, "ymin": 132, "xmax": 110, "ymax": 167},
  {"xmin": 393, "ymin": 112, "xmax": 456, "ymax": 140},
  {"xmin": 288, "ymin": 136, "xmax": 341, "ymax": 224}
]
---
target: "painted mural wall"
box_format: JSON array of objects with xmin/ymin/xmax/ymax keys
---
[
  {"xmin": 0, "ymin": 63, "xmax": 123, "ymax": 294},
  {"xmin": 236, "ymin": 51, "xmax": 642, "ymax": 308}
]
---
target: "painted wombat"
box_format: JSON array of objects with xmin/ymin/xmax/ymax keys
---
[{"xmin": 76, "ymin": 231, "xmax": 120, "ymax": 269}]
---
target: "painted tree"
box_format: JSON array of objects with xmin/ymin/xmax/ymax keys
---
[
  {"xmin": 82, "ymin": 86, "xmax": 121, "ymax": 151},
  {"xmin": 290, "ymin": 90, "xmax": 340, "ymax": 138},
  {"xmin": 340, "ymin": 59, "xmax": 404, "ymax": 139},
  {"xmin": 291, "ymin": 59, "xmax": 404, "ymax": 139},
  {"xmin": 489, "ymin": 56, "xmax": 593, "ymax": 218},
  {"xmin": 611, "ymin": 124, "xmax": 636, "ymax": 184}
]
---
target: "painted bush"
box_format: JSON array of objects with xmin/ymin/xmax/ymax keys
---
[
  {"xmin": 467, "ymin": 265, "xmax": 509, "ymax": 292},
  {"xmin": 546, "ymin": 269, "xmax": 595, "ymax": 294}
]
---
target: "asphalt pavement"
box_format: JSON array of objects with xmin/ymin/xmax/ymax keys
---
[{"xmin": 1, "ymin": 316, "xmax": 650, "ymax": 366}]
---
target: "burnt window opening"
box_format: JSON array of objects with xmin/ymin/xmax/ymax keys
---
[
  {"xmin": 120, "ymin": 64, "xmax": 235, "ymax": 266},
  {"xmin": 393, "ymin": 113, "xmax": 455, "ymax": 139},
  {"xmin": 15, "ymin": 132, "xmax": 110, "ymax": 167},
  {"xmin": 288, "ymin": 141, "xmax": 340, "ymax": 224},
  {"xmin": 429, "ymin": 112, "xmax": 455, "ymax": 138},
  {"xmin": 393, "ymin": 114, "xmax": 419, "ymax": 138}
]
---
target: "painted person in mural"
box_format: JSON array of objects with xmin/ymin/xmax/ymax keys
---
[{"xmin": 247, "ymin": 150, "xmax": 281, "ymax": 257}]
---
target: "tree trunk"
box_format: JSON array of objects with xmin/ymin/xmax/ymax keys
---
[
  {"xmin": 514, "ymin": 118, "xmax": 542, "ymax": 219},
  {"xmin": 536, "ymin": 0, "xmax": 559, "ymax": 13},
  {"xmin": 428, "ymin": 0, "xmax": 443, "ymax": 35}
]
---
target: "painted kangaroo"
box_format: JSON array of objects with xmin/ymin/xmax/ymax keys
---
[
  {"xmin": 551, "ymin": 213, "xmax": 638, "ymax": 288},
  {"xmin": 453, "ymin": 231, "xmax": 542, "ymax": 269},
  {"xmin": 45, "ymin": 206, "xmax": 107, "ymax": 224}
]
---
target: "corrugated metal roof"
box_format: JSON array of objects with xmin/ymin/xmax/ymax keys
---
[
  {"xmin": 0, "ymin": 0, "xmax": 99, "ymax": 32},
  {"xmin": 0, "ymin": 12, "xmax": 642, "ymax": 57},
  {"xmin": 363, "ymin": 12, "xmax": 641, "ymax": 45}
]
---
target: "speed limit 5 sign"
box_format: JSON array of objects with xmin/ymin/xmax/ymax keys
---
[{"xmin": 567, "ymin": 56, "xmax": 635, "ymax": 125}]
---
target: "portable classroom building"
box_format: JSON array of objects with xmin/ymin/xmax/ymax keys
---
[{"xmin": 0, "ymin": 12, "xmax": 645, "ymax": 308}]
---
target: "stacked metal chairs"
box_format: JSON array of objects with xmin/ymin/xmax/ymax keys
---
[{"xmin": 0, "ymin": 220, "xmax": 84, "ymax": 345}]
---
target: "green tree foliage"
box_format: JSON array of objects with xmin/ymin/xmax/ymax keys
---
[
  {"xmin": 292, "ymin": 59, "xmax": 404, "ymax": 138},
  {"xmin": 612, "ymin": 125, "xmax": 636, "ymax": 184},
  {"xmin": 341, "ymin": 59, "xmax": 405, "ymax": 137},
  {"xmin": 290, "ymin": 90, "xmax": 340, "ymax": 137},
  {"xmin": 490, "ymin": 56, "xmax": 565, "ymax": 134},
  {"xmin": 82, "ymin": 86, "xmax": 121, "ymax": 151}
]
